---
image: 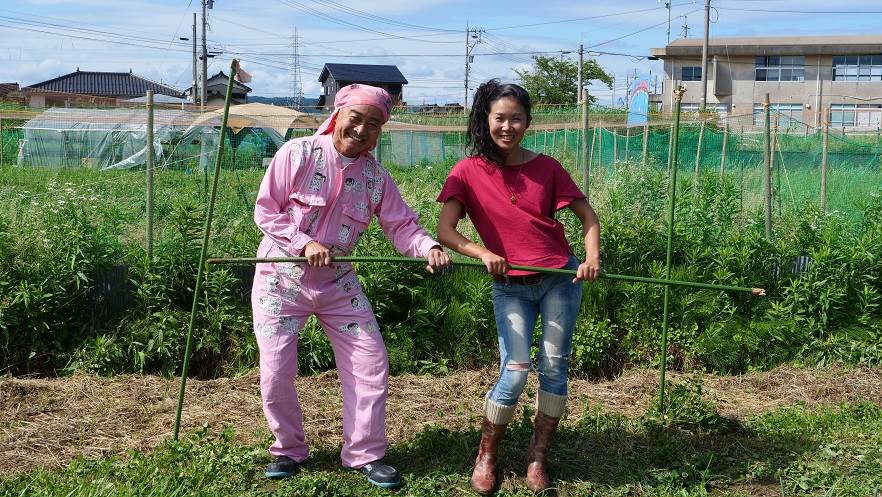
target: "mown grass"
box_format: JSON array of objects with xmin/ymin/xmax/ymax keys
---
[{"xmin": 2, "ymin": 396, "xmax": 880, "ymax": 497}]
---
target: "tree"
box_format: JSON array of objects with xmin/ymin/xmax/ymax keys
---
[{"xmin": 514, "ymin": 55, "xmax": 613, "ymax": 105}]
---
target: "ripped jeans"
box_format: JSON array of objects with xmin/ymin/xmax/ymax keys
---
[{"xmin": 488, "ymin": 255, "xmax": 583, "ymax": 406}]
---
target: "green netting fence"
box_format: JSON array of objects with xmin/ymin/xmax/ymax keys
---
[{"xmin": 3, "ymin": 108, "xmax": 881, "ymax": 220}]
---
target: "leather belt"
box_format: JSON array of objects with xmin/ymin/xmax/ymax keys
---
[{"xmin": 493, "ymin": 273, "xmax": 544, "ymax": 286}]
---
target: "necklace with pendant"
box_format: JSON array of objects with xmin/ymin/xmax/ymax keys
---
[{"xmin": 503, "ymin": 149, "xmax": 525, "ymax": 204}]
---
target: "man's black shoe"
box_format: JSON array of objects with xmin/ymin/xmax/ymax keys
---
[
  {"xmin": 265, "ymin": 455, "xmax": 300, "ymax": 479},
  {"xmin": 354, "ymin": 460, "xmax": 401, "ymax": 489}
]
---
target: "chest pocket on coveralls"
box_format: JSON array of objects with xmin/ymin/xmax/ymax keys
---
[
  {"xmin": 289, "ymin": 191, "xmax": 326, "ymax": 237},
  {"xmin": 339, "ymin": 202, "xmax": 371, "ymax": 247}
]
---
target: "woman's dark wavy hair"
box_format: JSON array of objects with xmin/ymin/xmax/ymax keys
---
[{"xmin": 466, "ymin": 79, "xmax": 532, "ymax": 166}]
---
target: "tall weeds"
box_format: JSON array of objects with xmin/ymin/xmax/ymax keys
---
[{"xmin": 1, "ymin": 163, "xmax": 880, "ymax": 377}]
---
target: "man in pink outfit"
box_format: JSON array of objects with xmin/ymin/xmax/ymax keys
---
[{"xmin": 252, "ymin": 84, "xmax": 450, "ymax": 488}]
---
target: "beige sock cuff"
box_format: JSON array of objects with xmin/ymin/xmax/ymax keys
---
[
  {"xmin": 483, "ymin": 392, "xmax": 517, "ymax": 425},
  {"xmin": 536, "ymin": 390, "xmax": 567, "ymax": 418}
]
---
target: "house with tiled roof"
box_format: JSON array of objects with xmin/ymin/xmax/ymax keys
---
[
  {"xmin": 318, "ymin": 63, "xmax": 408, "ymax": 110},
  {"xmin": 0, "ymin": 83, "xmax": 20, "ymax": 98},
  {"xmin": 197, "ymin": 71, "xmax": 252, "ymax": 106},
  {"xmin": 23, "ymin": 69, "xmax": 185, "ymax": 108}
]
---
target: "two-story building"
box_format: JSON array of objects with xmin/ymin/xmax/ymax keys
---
[
  {"xmin": 651, "ymin": 35, "xmax": 882, "ymax": 129},
  {"xmin": 317, "ymin": 63, "xmax": 407, "ymax": 111}
]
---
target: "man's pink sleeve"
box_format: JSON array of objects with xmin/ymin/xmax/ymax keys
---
[
  {"xmin": 374, "ymin": 171, "xmax": 439, "ymax": 258},
  {"xmin": 254, "ymin": 141, "xmax": 314, "ymax": 255}
]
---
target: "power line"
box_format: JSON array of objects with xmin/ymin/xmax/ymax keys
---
[
  {"xmin": 310, "ymin": 0, "xmax": 459, "ymax": 33},
  {"xmin": 0, "ymin": 21, "xmax": 191, "ymax": 54},
  {"xmin": 272, "ymin": 0, "xmax": 459, "ymax": 43},
  {"xmin": 717, "ymin": 6, "xmax": 882, "ymax": 14},
  {"xmin": 589, "ymin": 8, "xmax": 703, "ymax": 48},
  {"xmin": 485, "ymin": 2, "xmax": 700, "ymax": 31}
]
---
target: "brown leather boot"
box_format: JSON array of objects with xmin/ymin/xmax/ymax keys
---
[
  {"xmin": 525, "ymin": 411, "xmax": 560, "ymax": 492},
  {"xmin": 470, "ymin": 417, "xmax": 508, "ymax": 494}
]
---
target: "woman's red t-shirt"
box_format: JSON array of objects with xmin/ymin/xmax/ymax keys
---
[{"xmin": 436, "ymin": 154, "xmax": 585, "ymax": 276}]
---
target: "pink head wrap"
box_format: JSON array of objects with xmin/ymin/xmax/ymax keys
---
[{"xmin": 315, "ymin": 84, "xmax": 393, "ymax": 135}]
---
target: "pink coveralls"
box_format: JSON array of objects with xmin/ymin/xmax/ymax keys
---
[{"xmin": 252, "ymin": 133, "xmax": 439, "ymax": 468}]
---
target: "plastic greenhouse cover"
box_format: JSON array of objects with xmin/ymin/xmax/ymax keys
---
[{"xmin": 18, "ymin": 107, "xmax": 195, "ymax": 170}]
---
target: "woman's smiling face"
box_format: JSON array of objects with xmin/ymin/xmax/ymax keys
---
[{"xmin": 487, "ymin": 96, "xmax": 528, "ymax": 154}]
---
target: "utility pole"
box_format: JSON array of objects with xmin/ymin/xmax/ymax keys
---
[
  {"xmin": 201, "ymin": 0, "xmax": 210, "ymax": 110},
  {"xmin": 665, "ymin": 1, "xmax": 672, "ymax": 44},
  {"xmin": 699, "ymin": 0, "xmax": 710, "ymax": 110},
  {"xmin": 190, "ymin": 14, "xmax": 197, "ymax": 104},
  {"xmin": 681, "ymin": 16, "xmax": 690, "ymax": 39},
  {"xmin": 612, "ymin": 74, "xmax": 616, "ymax": 106},
  {"xmin": 464, "ymin": 25, "xmax": 483, "ymax": 110}
]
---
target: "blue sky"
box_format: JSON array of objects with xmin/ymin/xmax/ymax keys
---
[{"xmin": 1, "ymin": 0, "xmax": 881, "ymax": 105}]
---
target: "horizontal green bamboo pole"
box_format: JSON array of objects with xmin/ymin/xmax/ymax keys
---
[{"xmin": 206, "ymin": 256, "xmax": 766, "ymax": 296}]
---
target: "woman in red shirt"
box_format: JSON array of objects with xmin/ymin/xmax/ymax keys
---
[{"xmin": 437, "ymin": 80, "xmax": 601, "ymax": 494}]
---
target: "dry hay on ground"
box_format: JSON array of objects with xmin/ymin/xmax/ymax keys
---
[{"xmin": 1, "ymin": 364, "xmax": 881, "ymax": 475}]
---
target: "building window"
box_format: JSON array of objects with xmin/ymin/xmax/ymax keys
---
[
  {"xmin": 753, "ymin": 103, "xmax": 804, "ymax": 127},
  {"xmin": 755, "ymin": 56, "xmax": 805, "ymax": 81},
  {"xmin": 681, "ymin": 103, "xmax": 728, "ymax": 115},
  {"xmin": 832, "ymin": 55, "xmax": 882, "ymax": 81},
  {"xmin": 830, "ymin": 103, "xmax": 882, "ymax": 127},
  {"xmin": 681, "ymin": 66, "xmax": 702, "ymax": 81}
]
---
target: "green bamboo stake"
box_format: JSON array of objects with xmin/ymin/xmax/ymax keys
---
[
  {"xmin": 206, "ymin": 256, "xmax": 765, "ymax": 295},
  {"xmin": 659, "ymin": 87, "xmax": 686, "ymax": 414},
  {"xmin": 173, "ymin": 59, "xmax": 239, "ymax": 441}
]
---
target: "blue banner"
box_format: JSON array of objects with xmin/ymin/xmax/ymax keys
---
[{"xmin": 627, "ymin": 75, "xmax": 650, "ymax": 127}]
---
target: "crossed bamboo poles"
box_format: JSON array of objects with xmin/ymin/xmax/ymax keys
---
[
  {"xmin": 172, "ymin": 62, "xmax": 763, "ymax": 440},
  {"xmin": 206, "ymin": 256, "xmax": 765, "ymax": 296}
]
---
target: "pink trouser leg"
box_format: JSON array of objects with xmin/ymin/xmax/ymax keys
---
[
  {"xmin": 315, "ymin": 285, "xmax": 389, "ymax": 469},
  {"xmin": 253, "ymin": 260, "xmax": 311, "ymax": 462},
  {"xmin": 319, "ymin": 313, "xmax": 389, "ymax": 468},
  {"xmin": 253, "ymin": 259, "xmax": 389, "ymax": 468},
  {"xmin": 257, "ymin": 329, "xmax": 310, "ymax": 462}
]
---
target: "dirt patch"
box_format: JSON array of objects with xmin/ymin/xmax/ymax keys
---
[{"xmin": 2, "ymin": 364, "xmax": 880, "ymax": 475}]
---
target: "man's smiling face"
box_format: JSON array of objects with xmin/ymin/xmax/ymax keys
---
[{"xmin": 332, "ymin": 104, "xmax": 384, "ymax": 157}]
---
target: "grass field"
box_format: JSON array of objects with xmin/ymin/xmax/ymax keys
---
[
  {"xmin": 1, "ymin": 144, "xmax": 881, "ymax": 495},
  {"xmin": 2, "ymin": 366, "xmax": 882, "ymax": 496}
]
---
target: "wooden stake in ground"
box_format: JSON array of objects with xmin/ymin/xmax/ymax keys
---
[
  {"xmin": 821, "ymin": 119, "xmax": 829, "ymax": 213},
  {"xmin": 695, "ymin": 119, "xmax": 705, "ymax": 180},
  {"xmin": 771, "ymin": 118, "xmax": 781, "ymax": 217},
  {"xmin": 641, "ymin": 123, "xmax": 649, "ymax": 168},
  {"xmin": 376, "ymin": 131, "xmax": 383, "ymax": 164},
  {"xmin": 409, "ymin": 130, "xmax": 415, "ymax": 166},
  {"xmin": 146, "ymin": 90, "xmax": 154, "ymax": 262},
  {"xmin": 174, "ymin": 59, "xmax": 240, "ymax": 441},
  {"xmin": 763, "ymin": 93, "xmax": 773, "ymax": 240},
  {"xmin": 659, "ymin": 86, "xmax": 687, "ymax": 413},
  {"xmin": 612, "ymin": 127, "xmax": 618, "ymax": 165},
  {"xmin": 588, "ymin": 127, "xmax": 596, "ymax": 177},
  {"xmin": 580, "ymin": 91, "xmax": 590, "ymax": 196}
]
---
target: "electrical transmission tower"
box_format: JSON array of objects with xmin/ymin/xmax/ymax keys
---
[{"xmin": 290, "ymin": 26, "xmax": 303, "ymax": 109}]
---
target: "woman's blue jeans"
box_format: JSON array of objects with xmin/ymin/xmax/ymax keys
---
[{"xmin": 488, "ymin": 255, "xmax": 583, "ymax": 406}]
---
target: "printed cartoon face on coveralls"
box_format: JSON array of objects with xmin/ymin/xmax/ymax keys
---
[{"xmin": 252, "ymin": 132, "xmax": 438, "ymax": 469}]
